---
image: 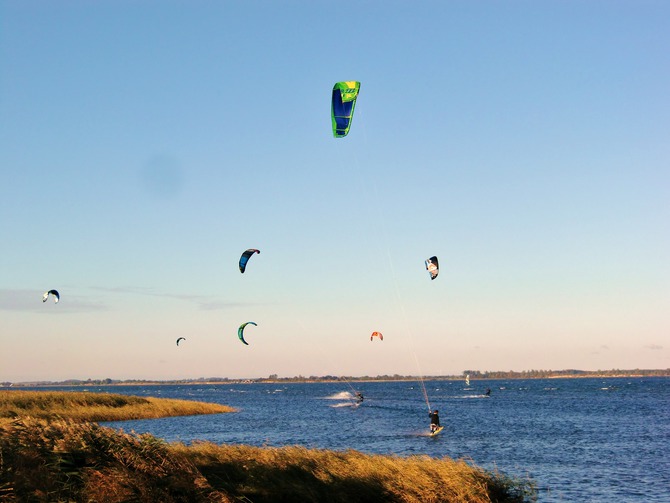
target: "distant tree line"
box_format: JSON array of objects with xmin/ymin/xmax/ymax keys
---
[
  {"xmin": 461, "ymin": 369, "xmax": 670, "ymax": 379},
  {"xmin": 2, "ymin": 369, "xmax": 668, "ymax": 387}
]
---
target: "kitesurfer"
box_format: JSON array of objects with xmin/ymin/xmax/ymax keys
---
[
  {"xmin": 429, "ymin": 409, "xmax": 441, "ymax": 433},
  {"xmin": 355, "ymin": 392, "xmax": 364, "ymax": 404},
  {"xmin": 485, "ymin": 388, "xmax": 491, "ymax": 396}
]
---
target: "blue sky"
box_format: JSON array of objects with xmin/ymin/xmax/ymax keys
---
[{"xmin": 1, "ymin": 1, "xmax": 668, "ymax": 381}]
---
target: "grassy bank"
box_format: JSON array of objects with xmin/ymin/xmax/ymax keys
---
[
  {"xmin": 1, "ymin": 418, "xmax": 536, "ymax": 502},
  {"xmin": 0, "ymin": 391, "xmax": 234, "ymax": 424},
  {"xmin": 0, "ymin": 392, "xmax": 537, "ymax": 502},
  {"xmin": 177, "ymin": 442, "xmax": 537, "ymax": 503}
]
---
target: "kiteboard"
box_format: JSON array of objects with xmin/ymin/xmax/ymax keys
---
[{"xmin": 429, "ymin": 426, "xmax": 444, "ymax": 437}]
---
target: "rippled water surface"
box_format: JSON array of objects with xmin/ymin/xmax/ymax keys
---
[{"xmin": 33, "ymin": 377, "xmax": 669, "ymax": 502}]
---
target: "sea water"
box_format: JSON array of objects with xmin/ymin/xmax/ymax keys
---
[{"xmin": 28, "ymin": 377, "xmax": 670, "ymax": 502}]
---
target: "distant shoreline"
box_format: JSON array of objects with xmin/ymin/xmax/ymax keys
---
[{"xmin": 3, "ymin": 369, "xmax": 668, "ymax": 388}]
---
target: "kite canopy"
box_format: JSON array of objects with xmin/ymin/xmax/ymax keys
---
[
  {"xmin": 331, "ymin": 81, "xmax": 360, "ymax": 138},
  {"xmin": 238, "ymin": 322, "xmax": 257, "ymax": 345},
  {"xmin": 239, "ymin": 249, "xmax": 260, "ymax": 273},
  {"xmin": 176, "ymin": 337, "xmax": 186, "ymax": 346},
  {"xmin": 425, "ymin": 256, "xmax": 439, "ymax": 280},
  {"xmin": 370, "ymin": 331, "xmax": 383, "ymax": 341},
  {"xmin": 42, "ymin": 290, "xmax": 60, "ymax": 303}
]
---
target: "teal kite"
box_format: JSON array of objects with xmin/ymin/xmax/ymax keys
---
[
  {"xmin": 238, "ymin": 322, "xmax": 257, "ymax": 346},
  {"xmin": 331, "ymin": 81, "xmax": 360, "ymax": 138}
]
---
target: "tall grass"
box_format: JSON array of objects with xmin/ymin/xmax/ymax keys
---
[
  {"xmin": 0, "ymin": 392, "xmax": 536, "ymax": 502},
  {"xmin": 0, "ymin": 391, "xmax": 234, "ymax": 424},
  {"xmin": 0, "ymin": 417, "xmax": 231, "ymax": 502},
  {"xmin": 175, "ymin": 443, "xmax": 537, "ymax": 503},
  {"xmin": 0, "ymin": 419, "xmax": 536, "ymax": 503}
]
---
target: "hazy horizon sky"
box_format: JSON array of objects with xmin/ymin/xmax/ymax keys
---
[{"xmin": 1, "ymin": 1, "xmax": 668, "ymax": 382}]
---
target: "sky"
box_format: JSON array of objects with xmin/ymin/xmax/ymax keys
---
[{"xmin": 1, "ymin": 1, "xmax": 668, "ymax": 382}]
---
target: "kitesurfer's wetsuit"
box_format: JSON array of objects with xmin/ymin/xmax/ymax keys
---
[{"xmin": 429, "ymin": 410, "xmax": 440, "ymax": 432}]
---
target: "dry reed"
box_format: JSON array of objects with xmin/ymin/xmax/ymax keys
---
[
  {"xmin": 0, "ymin": 391, "xmax": 234, "ymax": 424},
  {"xmin": 173, "ymin": 442, "xmax": 537, "ymax": 503},
  {"xmin": 0, "ymin": 417, "xmax": 231, "ymax": 502},
  {"xmin": 0, "ymin": 392, "xmax": 536, "ymax": 502}
]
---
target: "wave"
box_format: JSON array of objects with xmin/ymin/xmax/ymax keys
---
[
  {"xmin": 323, "ymin": 391, "xmax": 355, "ymax": 400},
  {"xmin": 330, "ymin": 402, "xmax": 360, "ymax": 408}
]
